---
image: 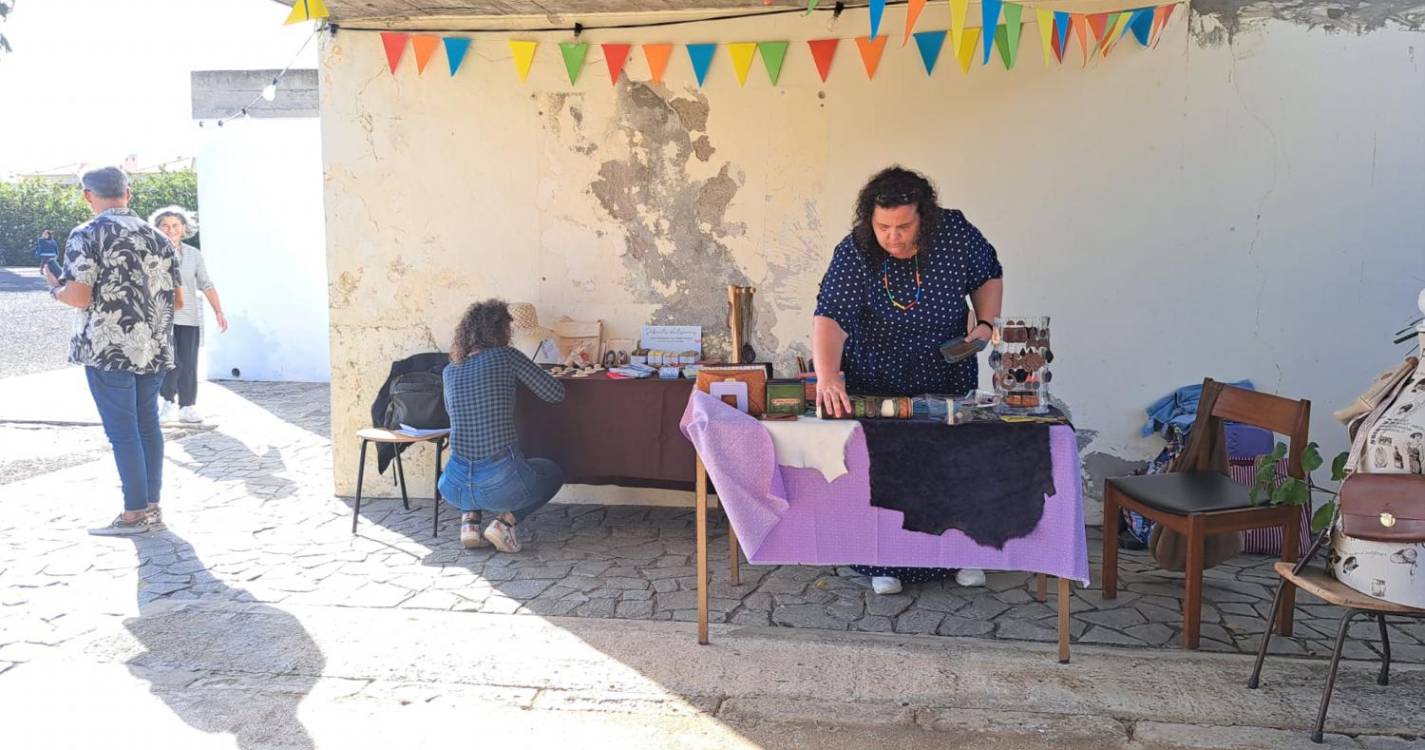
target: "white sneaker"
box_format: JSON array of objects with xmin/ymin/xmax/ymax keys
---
[
  {"xmin": 483, "ymin": 516, "xmax": 522, "ymax": 553},
  {"xmin": 955, "ymin": 568, "xmax": 987, "ymax": 587},
  {"xmin": 178, "ymin": 406, "xmax": 202, "ymax": 423},
  {"xmin": 460, "ymin": 512, "xmax": 489, "ymax": 549},
  {"xmin": 158, "ymin": 399, "xmax": 177, "ymax": 422},
  {"xmin": 871, "ymin": 576, "xmax": 903, "ymax": 595}
]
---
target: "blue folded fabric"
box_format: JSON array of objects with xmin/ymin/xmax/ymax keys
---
[{"xmin": 1141, "ymin": 380, "xmax": 1254, "ymax": 438}]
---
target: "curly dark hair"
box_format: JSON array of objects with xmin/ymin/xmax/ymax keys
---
[
  {"xmin": 450, "ymin": 299, "xmax": 513, "ymax": 363},
  {"xmin": 850, "ymin": 166, "xmax": 941, "ymax": 264}
]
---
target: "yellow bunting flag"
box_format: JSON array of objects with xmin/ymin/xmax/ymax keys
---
[
  {"xmin": 509, "ymin": 40, "xmax": 538, "ymax": 83},
  {"xmin": 642, "ymin": 44, "xmax": 674, "ymax": 84},
  {"xmin": 1035, "ymin": 8, "xmax": 1056, "ymax": 68},
  {"xmin": 284, "ymin": 0, "xmax": 329, "ymax": 24},
  {"xmin": 411, "ymin": 35, "xmax": 440, "ymax": 75},
  {"xmin": 1101, "ymin": 12, "xmax": 1131, "ymax": 56},
  {"xmin": 903, "ymin": 0, "xmax": 928, "ymax": 46},
  {"xmin": 956, "ymin": 26, "xmax": 981, "ymax": 73},
  {"xmin": 949, "ymin": 0, "xmax": 970, "ymax": 56},
  {"xmin": 855, "ymin": 35, "xmax": 888, "ymax": 79},
  {"xmin": 727, "ymin": 42, "xmax": 758, "ymax": 87}
]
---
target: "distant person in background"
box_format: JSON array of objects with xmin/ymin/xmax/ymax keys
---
[
  {"xmin": 44, "ymin": 167, "xmax": 182, "ymax": 536},
  {"xmin": 150, "ymin": 206, "xmax": 226, "ymax": 424},
  {"xmin": 34, "ymin": 229, "xmax": 59, "ymax": 265}
]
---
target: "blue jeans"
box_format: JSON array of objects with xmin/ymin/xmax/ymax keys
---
[
  {"xmin": 86, "ymin": 367, "xmax": 164, "ymax": 512},
  {"xmin": 438, "ymin": 446, "xmax": 563, "ymax": 522}
]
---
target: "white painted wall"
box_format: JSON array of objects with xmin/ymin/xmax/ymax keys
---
[
  {"xmin": 196, "ymin": 117, "xmax": 331, "ymax": 383},
  {"xmin": 317, "ymin": 9, "xmax": 1425, "ymax": 498}
]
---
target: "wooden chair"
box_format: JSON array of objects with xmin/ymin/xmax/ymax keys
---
[
  {"xmin": 352, "ymin": 427, "xmax": 450, "ymax": 537},
  {"xmin": 1248, "ymin": 528, "xmax": 1425, "ymax": 743},
  {"xmin": 1102, "ymin": 379, "xmax": 1310, "ymax": 649}
]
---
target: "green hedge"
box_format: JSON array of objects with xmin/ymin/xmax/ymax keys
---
[{"xmin": 0, "ymin": 170, "xmax": 199, "ymax": 266}]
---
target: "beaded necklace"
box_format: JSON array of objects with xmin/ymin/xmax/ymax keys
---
[{"xmin": 881, "ymin": 253, "xmax": 922, "ymax": 312}]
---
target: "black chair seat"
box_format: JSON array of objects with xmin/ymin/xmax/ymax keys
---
[{"xmin": 1107, "ymin": 471, "xmax": 1255, "ymax": 516}]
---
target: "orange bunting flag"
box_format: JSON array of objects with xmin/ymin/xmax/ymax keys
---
[
  {"xmin": 380, "ymin": 32, "xmax": 409, "ymax": 74},
  {"xmin": 1087, "ymin": 13, "xmax": 1110, "ymax": 51},
  {"xmin": 1151, "ymin": 3, "xmax": 1178, "ymax": 48},
  {"xmin": 642, "ymin": 44, "xmax": 674, "ymax": 84},
  {"xmin": 1071, "ymin": 14, "xmax": 1091, "ymax": 66},
  {"xmin": 412, "ymin": 35, "xmax": 440, "ymax": 74},
  {"xmin": 509, "ymin": 40, "xmax": 538, "ymax": 83},
  {"xmin": 955, "ymin": 26, "xmax": 981, "ymax": 73},
  {"xmin": 855, "ymin": 35, "xmax": 888, "ymax": 79},
  {"xmin": 603, "ymin": 43, "xmax": 632, "ymax": 84},
  {"xmin": 727, "ymin": 42, "xmax": 758, "ymax": 87},
  {"xmin": 807, "ymin": 38, "xmax": 839, "ymax": 82},
  {"xmin": 903, "ymin": 0, "xmax": 928, "ymax": 46}
]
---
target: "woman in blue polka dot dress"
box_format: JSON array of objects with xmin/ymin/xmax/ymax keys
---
[{"xmin": 812, "ymin": 166, "xmax": 1004, "ymax": 596}]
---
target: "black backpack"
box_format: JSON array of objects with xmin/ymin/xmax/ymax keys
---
[{"xmin": 383, "ymin": 371, "xmax": 449, "ymax": 430}]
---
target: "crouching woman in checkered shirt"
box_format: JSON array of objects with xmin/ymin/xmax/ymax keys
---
[{"xmin": 438, "ymin": 299, "xmax": 566, "ymax": 552}]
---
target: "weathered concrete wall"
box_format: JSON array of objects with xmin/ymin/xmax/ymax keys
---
[{"xmin": 318, "ymin": 7, "xmax": 1425, "ymax": 506}]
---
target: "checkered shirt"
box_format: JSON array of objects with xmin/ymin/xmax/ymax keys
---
[{"xmin": 444, "ymin": 346, "xmax": 565, "ymax": 461}]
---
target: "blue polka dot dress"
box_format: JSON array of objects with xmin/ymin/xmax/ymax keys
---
[{"xmin": 814, "ymin": 208, "xmax": 1004, "ymax": 584}]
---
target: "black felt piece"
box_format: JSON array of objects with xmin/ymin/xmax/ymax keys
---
[{"xmin": 858, "ymin": 420, "xmax": 1056, "ymax": 548}]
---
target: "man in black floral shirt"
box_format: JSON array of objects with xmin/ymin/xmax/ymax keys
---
[{"xmin": 44, "ymin": 167, "xmax": 184, "ymax": 536}]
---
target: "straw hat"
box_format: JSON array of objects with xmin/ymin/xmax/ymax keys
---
[{"xmin": 508, "ymin": 302, "xmax": 556, "ymax": 361}]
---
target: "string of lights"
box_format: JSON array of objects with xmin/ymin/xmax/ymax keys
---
[{"xmin": 200, "ymin": 23, "xmax": 322, "ymax": 128}]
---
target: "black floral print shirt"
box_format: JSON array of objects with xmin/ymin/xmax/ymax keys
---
[{"xmin": 63, "ymin": 208, "xmax": 180, "ymax": 374}]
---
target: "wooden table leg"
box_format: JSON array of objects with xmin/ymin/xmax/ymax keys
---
[
  {"xmin": 728, "ymin": 508, "xmax": 741, "ymax": 586},
  {"xmin": 1058, "ymin": 577, "xmax": 1072, "ymax": 664},
  {"xmin": 1036, "ymin": 573, "xmax": 1047, "ymax": 603},
  {"xmin": 696, "ymin": 455, "xmax": 709, "ymax": 645}
]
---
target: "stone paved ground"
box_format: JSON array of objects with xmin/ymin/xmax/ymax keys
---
[
  {"xmin": 0, "ymin": 267, "xmax": 73, "ymax": 379},
  {"xmin": 3, "ymin": 378, "xmax": 1421, "ymax": 675}
]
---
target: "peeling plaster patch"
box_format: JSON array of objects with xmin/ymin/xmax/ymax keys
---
[
  {"xmin": 692, "ymin": 135, "xmax": 715, "ymax": 162},
  {"xmin": 586, "ymin": 83, "xmax": 762, "ymax": 360},
  {"xmin": 332, "ymin": 268, "xmax": 363, "ymax": 309},
  {"xmin": 1191, "ymin": 1, "xmax": 1425, "ymax": 45},
  {"xmin": 1083, "ymin": 452, "xmax": 1149, "ymax": 503}
]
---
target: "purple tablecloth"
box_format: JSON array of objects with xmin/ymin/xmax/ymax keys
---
[{"xmin": 680, "ymin": 391, "xmax": 1090, "ymax": 585}]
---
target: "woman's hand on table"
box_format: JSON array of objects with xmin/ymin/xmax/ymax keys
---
[{"xmin": 816, "ymin": 373, "xmax": 852, "ymax": 418}]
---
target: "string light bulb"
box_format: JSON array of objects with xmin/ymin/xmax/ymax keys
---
[{"xmin": 261, "ymin": 80, "xmax": 278, "ymax": 101}]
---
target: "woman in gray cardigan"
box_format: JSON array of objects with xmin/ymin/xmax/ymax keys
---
[{"xmin": 150, "ymin": 206, "xmax": 227, "ymax": 423}]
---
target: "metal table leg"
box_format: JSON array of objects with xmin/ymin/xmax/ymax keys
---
[
  {"xmin": 352, "ymin": 440, "xmax": 368, "ymax": 534},
  {"xmin": 696, "ymin": 455, "xmax": 709, "ymax": 645}
]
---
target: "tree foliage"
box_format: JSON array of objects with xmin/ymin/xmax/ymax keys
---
[{"xmin": 0, "ymin": 170, "xmax": 199, "ymax": 265}]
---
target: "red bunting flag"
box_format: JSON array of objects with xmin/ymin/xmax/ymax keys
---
[
  {"xmin": 807, "ymin": 38, "xmax": 839, "ymax": 82},
  {"xmin": 855, "ymin": 35, "xmax": 888, "ymax": 79},
  {"xmin": 1086, "ymin": 13, "xmax": 1109, "ymax": 50},
  {"xmin": 1151, "ymin": 3, "xmax": 1178, "ymax": 48},
  {"xmin": 412, "ymin": 35, "xmax": 440, "ymax": 74},
  {"xmin": 603, "ymin": 43, "xmax": 631, "ymax": 84},
  {"xmin": 642, "ymin": 43, "xmax": 673, "ymax": 84},
  {"xmin": 380, "ymin": 32, "xmax": 410, "ymax": 74}
]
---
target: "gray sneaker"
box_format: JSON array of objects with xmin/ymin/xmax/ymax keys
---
[
  {"xmin": 89, "ymin": 514, "xmax": 149, "ymax": 536},
  {"xmin": 146, "ymin": 505, "xmax": 164, "ymax": 530}
]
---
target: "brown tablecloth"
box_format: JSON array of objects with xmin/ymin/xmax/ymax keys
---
[{"xmin": 515, "ymin": 374, "xmax": 697, "ymax": 490}]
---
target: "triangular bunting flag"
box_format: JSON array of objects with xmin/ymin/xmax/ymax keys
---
[
  {"xmin": 913, "ymin": 30, "xmax": 947, "ymax": 75},
  {"xmin": 412, "ymin": 35, "xmax": 440, "ymax": 74},
  {"xmin": 1102, "ymin": 12, "xmax": 1131, "ymax": 56},
  {"xmin": 509, "ymin": 40, "xmax": 537, "ymax": 83},
  {"xmin": 687, "ymin": 43, "xmax": 717, "ymax": 86},
  {"xmin": 806, "ymin": 0, "xmax": 820, "ymax": 13},
  {"xmin": 727, "ymin": 42, "xmax": 758, "ymax": 87},
  {"xmin": 1035, "ymin": 8, "xmax": 1056, "ymax": 67},
  {"xmin": 603, "ymin": 43, "xmax": 631, "ymax": 85},
  {"xmin": 949, "ymin": 0, "xmax": 970, "ymax": 57},
  {"xmin": 758, "ymin": 41, "xmax": 790, "ymax": 85},
  {"xmin": 981, "ymin": 0, "xmax": 1003, "ymax": 63},
  {"xmin": 1087, "ymin": 13, "xmax": 1110, "ymax": 50},
  {"xmin": 559, "ymin": 42, "xmax": 589, "ymax": 84},
  {"xmin": 284, "ymin": 0, "xmax": 329, "ymax": 24},
  {"xmin": 643, "ymin": 44, "xmax": 673, "ymax": 84},
  {"xmin": 1129, "ymin": 7, "xmax": 1155, "ymax": 47},
  {"xmin": 956, "ymin": 27, "xmax": 981, "ymax": 74},
  {"xmin": 443, "ymin": 37, "xmax": 471, "ymax": 76},
  {"xmin": 855, "ymin": 35, "xmax": 888, "ymax": 79},
  {"xmin": 1071, "ymin": 14, "xmax": 1091, "ymax": 66},
  {"xmin": 903, "ymin": 0, "xmax": 928, "ymax": 46},
  {"xmin": 868, "ymin": 0, "xmax": 887, "ymax": 40},
  {"xmin": 1002, "ymin": 3, "xmax": 1024, "ymax": 69},
  {"xmin": 1054, "ymin": 11, "xmax": 1071, "ymax": 62},
  {"xmin": 380, "ymin": 32, "xmax": 409, "ymax": 74},
  {"xmin": 807, "ymin": 38, "xmax": 839, "ymax": 82},
  {"xmin": 1152, "ymin": 4, "xmax": 1178, "ymax": 48},
  {"xmin": 995, "ymin": 25, "xmax": 1012, "ymax": 68}
]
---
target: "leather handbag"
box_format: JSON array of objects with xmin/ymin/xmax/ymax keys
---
[
  {"xmin": 696, "ymin": 365, "xmax": 767, "ymax": 416},
  {"xmin": 1339, "ymin": 473, "xmax": 1425, "ymax": 543}
]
